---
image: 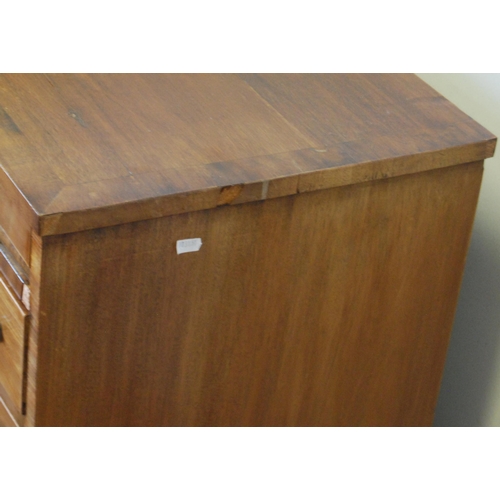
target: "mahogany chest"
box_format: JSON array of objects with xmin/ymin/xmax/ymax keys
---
[{"xmin": 0, "ymin": 74, "xmax": 496, "ymax": 426}]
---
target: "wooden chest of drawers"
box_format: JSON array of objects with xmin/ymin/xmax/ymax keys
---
[{"xmin": 0, "ymin": 74, "xmax": 496, "ymax": 426}]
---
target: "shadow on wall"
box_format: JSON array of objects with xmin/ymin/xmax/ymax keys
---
[
  {"xmin": 434, "ymin": 218, "xmax": 500, "ymax": 426},
  {"xmin": 416, "ymin": 74, "xmax": 500, "ymax": 427}
]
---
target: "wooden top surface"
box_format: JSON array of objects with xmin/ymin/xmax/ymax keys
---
[{"xmin": 0, "ymin": 74, "xmax": 496, "ymax": 236}]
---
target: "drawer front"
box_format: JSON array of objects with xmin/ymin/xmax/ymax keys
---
[
  {"xmin": 0, "ymin": 243, "xmax": 29, "ymax": 307},
  {"xmin": 0, "ymin": 166, "xmax": 38, "ymax": 268},
  {"xmin": 0, "ymin": 275, "xmax": 27, "ymax": 413}
]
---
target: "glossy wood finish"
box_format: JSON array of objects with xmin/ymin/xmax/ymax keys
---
[
  {"xmin": 33, "ymin": 162, "xmax": 483, "ymax": 426},
  {"xmin": 0, "ymin": 276, "xmax": 28, "ymax": 415},
  {"xmin": 0, "ymin": 74, "xmax": 496, "ymax": 426},
  {"xmin": 0, "ymin": 243, "xmax": 28, "ymax": 302},
  {"xmin": 0, "ymin": 75, "xmax": 495, "ymax": 240}
]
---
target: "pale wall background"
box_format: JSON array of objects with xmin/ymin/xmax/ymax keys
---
[{"xmin": 417, "ymin": 74, "xmax": 500, "ymax": 426}]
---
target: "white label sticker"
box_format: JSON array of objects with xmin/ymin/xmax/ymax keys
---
[{"xmin": 176, "ymin": 238, "xmax": 203, "ymax": 255}]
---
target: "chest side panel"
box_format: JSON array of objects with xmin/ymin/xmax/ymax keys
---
[{"xmin": 35, "ymin": 162, "xmax": 483, "ymax": 426}]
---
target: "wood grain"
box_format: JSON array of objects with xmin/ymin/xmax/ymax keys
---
[
  {"xmin": 0, "ymin": 74, "xmax": 495, "ymax": 240},
  {"xmin": 240, "ymin": 74, "xmax": 465, "ymax": 145},
  {"xmin": 0, "ymin": 75, "xmax": 495, "ymax": 426},
  {"xmin": 0, "ymin": 243, "xmax": 28, "ymax": 301},
  {"xmin": 0, "ymin": 395, "xmax": 17, "ymax": 427},
  {"xmin": 33, "ymin": 161, "xmax": 483, "ymax": 426},
  {"xmin": 0, "ymin": 275, "xmax": 28, "ymax": 418},
  {"xmin": 0, "ymin": 165, "xmax": 38, "ymax": 266}
]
